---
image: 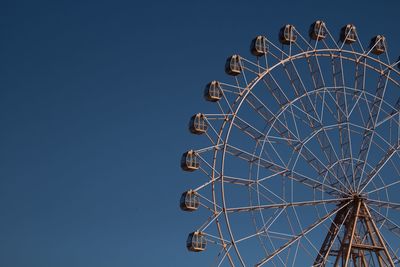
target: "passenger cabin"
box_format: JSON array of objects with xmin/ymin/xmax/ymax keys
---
[
  {"xmin": 369, "ymin": 35, "xmax": 386, "ymax": 55},
  {"xmin": 279, "ymin": 24, "xmax": 297, "ymax": 45},
  {"xmin": 225, "ymin": 55, "xmax": 241, "ymax": 76},
  {"xmin": 189, "ymin": 113, "xmax": 207, "ymax": 134},
  {"xmin": 187, "ymin": 232, "xmax": 206, "ymax": 252},
  {"xmin": 340, "ymin": 24, "xmax": 357, "ymax": 44},
  {"xmin": 250, "ymin": 35, "xmax": 268, "ymax": 56},
  {"xmin": 204, "ymin": 81, "xmax": 222, "ymax": 102},
  {"xmin": 180, "ymin": 190, "xmax": 200, "ymax": 211},
  {"xmin": 181, "ymin": 150, "xmax": 200, "ymax": 171},
  {"xmin": 309, "ymin": 20, "xmax": 327, "ymax": 40}
]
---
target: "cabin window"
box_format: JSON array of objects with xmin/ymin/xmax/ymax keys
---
[
  {"xmin": 186, "ymin": 232, "xmax": 206, "ymax": 252},
  {"xmin": 181, "ymin": 150, "xmax": 200, "ymax": 171},
  {"xmin": 309, "ymin": 21, "xmax": 326, "ymax": 40},
  {"xmin": 204, "ymin": 81, "xmax": 222, "ymax": 102},
  {"xmin": 180, "ymin": 190, "xmax": 200, "ymax": 211},
  {"xmin": 370, "ymin": 35, "xmax": 386, "ymax": 55},
  {"xmin": 279, "ymin": 25, "xmax": 297, "ymax": 45},
  {"xmin": 340, "ymin": 24, "xmax": 357, "ymax": 44},
  {"xmin": 225, "ymin": 55, "xmax": 241, "ymax": 76},
  {"xmin": 251, "ymin": 35, "xmax": 268, "ymax": 56},
  {"xmin": 189, "ymin": 113, "xmax": 207, "ymax": 134}
]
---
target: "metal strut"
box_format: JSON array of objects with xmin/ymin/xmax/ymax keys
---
[{"xmin": 314, "ymin": 198, "xmax": 395, "ymax": 266}]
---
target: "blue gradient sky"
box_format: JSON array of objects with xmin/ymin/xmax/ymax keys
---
[{"xmin": 1, "ymin": 0, "xmax": 400, "ymax": 266}]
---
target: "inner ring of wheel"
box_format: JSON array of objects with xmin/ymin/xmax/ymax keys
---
[{"xmin": 250, "ymin": 86, "xmax": 393, "ymax": 247}]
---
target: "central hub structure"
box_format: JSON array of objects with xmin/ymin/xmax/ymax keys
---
[{"xmin": 351, "ymin": 192, "xmax": 365, "ymax": 202}]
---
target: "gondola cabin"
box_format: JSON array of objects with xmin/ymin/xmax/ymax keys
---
[
  {"xmin": 181, "ymin": 150, "xmax": 200, "ymax": 171},
  {"xmin": 204, "ymin": 81, "xmax": 223, "ymax": 102},
  {"xmin": 187, "ymin": 232, "xmax": 206, "ymax": 252},
  {"xmin": 180, "ymin": 190, "xmax": 200, "ymax": 211},
  {"xmin": 340, "ymin": 24, "xmax": 357, "ymax": 44},
  {"xmin": 189, "ymin": 113, "xmax": 207, "ymax": 134},
  {"xmin": 309, "ymin": 20, "xmax": 326, "ymax": 40},
  {"xmin": 369, "ymin": 35, "xmax": 386, "ymax": 55},
  {"xmin": 279, "ymin": 24, "xmax": 297, "ymax": 45},
  {"xmin": 225, "ymin": 55, "xmax": 241, "ymax": 76},
  {"xmin": 250, "ymin": 35, "xmax": 268, "ymax": 56}
]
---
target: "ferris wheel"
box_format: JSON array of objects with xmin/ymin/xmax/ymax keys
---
[{"xmin": 179, "ymin": 21, "xmax": 400, "ymax": 266}]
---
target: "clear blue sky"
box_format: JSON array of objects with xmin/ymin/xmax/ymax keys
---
[{"xmin": 1, "ymin": 0, "xmax": 400, "ymax": 266}]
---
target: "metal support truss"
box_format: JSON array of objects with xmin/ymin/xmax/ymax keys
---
[{"xmin": 314, "ymin": 198, "xmax": 395, "ymax": 266}]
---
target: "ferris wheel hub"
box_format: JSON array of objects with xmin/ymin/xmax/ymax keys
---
[{"xmin": 351, "ymin": 192, "xmax": 365, "ymax": 200}]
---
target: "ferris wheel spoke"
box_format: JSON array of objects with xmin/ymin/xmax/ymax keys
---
[
  {"xmin": 331, "ymin": 54, "xmax": 358, "ymax": 191},
  {"xmin": 283, "ymin": 60, "xmax": 351, "ymax": 189},
  {"xmin": 306, "ymin": 50, "xmax": 326, "ymax": 101},
  {"xmin": 287, "ymin": 101, "xmax": 303, "ymax": 141},
  {"xmin": 299, "ymin": 58, "xmax": 331, "ymax": 116},
  {"xmin": 359, "ymin": 144, "xmax": 400, "ymax": 193},
  {"xmin": 352, "ymin": 54, "xmax": 367, "ymax": 101},
  {"xmin": 307, "ymin": 53, "xmax": 341, "ymax": 126},
  {"xmin": 261, "ymin": 73, "xmax": 290, "ymax": 107},
  {"xmin": 225, "ymin": 144, "xmax": 347, "ymax": 195},
  {"xmin": 254, "ymin": 171, "xmax": 287, "ymax": 184},
  {"xmin": 245, "ymin": 92, "xmax": 300, "ymax": 140},
  {"xmin": 254, "ymin": 202, "xmax": 351, "ymax": 266},
  {"xmin": 293, "ymin": 143, "xmax": 348, "ymax": 192},
  {"xmin": 225, "ymin": 198, "xmax": 349, "ymax": 213},
  {"xmin": 246, "ymin": 81, "xmax": 349, "ymax": 188},
  {"xmin": 351, "ymin": 91, "xmax": 372, "ymax": 129},
  {"xmin": 283, "ymin": 61, "xmax": 321, "ymax": 122},
  {"xmin": 244, "ymin": 92, "xmax": 300, "ymax": 142},
  {"xmin": 354, "ymin": 70, "xmax": 391, "ymax": 189},
  {"xmin": 235, "ymin": 228, "xmax": 292, "ymax": 246},
  {"xmin": 347, "ymin": 87, "xmax": 369, "ymax": 120},
  {"xmin": 249, "ymin": 183, "xmax": 286, "ymax": 206},
  {"xmin": 319, "ymin": 87, "xmax": 343, "ymax": 120},
  {"xmin": 257, "ymin": 208, "xmax": 286, "ymax": 237},
  {"xmin": 375, "ymin": 96, "xmax": 400, "ymax": 128},
  {"xmin": 235, "ymin": 116, "xmax": 295, "ymax": 168},
  {"xmin": 366, "ymin": 199, "xmax": 400, "ymax": 211},
  {"xmin": 233, "ymin": 116, "xmax": 265, "ymax": 142},
  {"xmin": 242, "ymin": 93, "xmax": 342, "ymax": 185},
  {"xmin": 290, "ymin": 103, "xmax": 321, "ymax": 123},
  {"xmin": 223, "ymin": 175, "xmax": 255, "ymax": 186},
  {"xmin": 366, "ymin": 178, "xmax": 400, "ymax": 195},
  {"xmin": 263, "ymin": 136, "xmax": 294, "ymax": 168},
  {"xmin": 249, "ymin": 97, "xmax": 345, "ymax": 189},
  {"xmin": 291, "ymin": 203, "xmax": 338, "ymax": 263}
]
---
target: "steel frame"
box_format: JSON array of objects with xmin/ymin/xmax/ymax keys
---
[{"xmin": 182, "ymin": 21, "xmax": 400, "ymax": 266}]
